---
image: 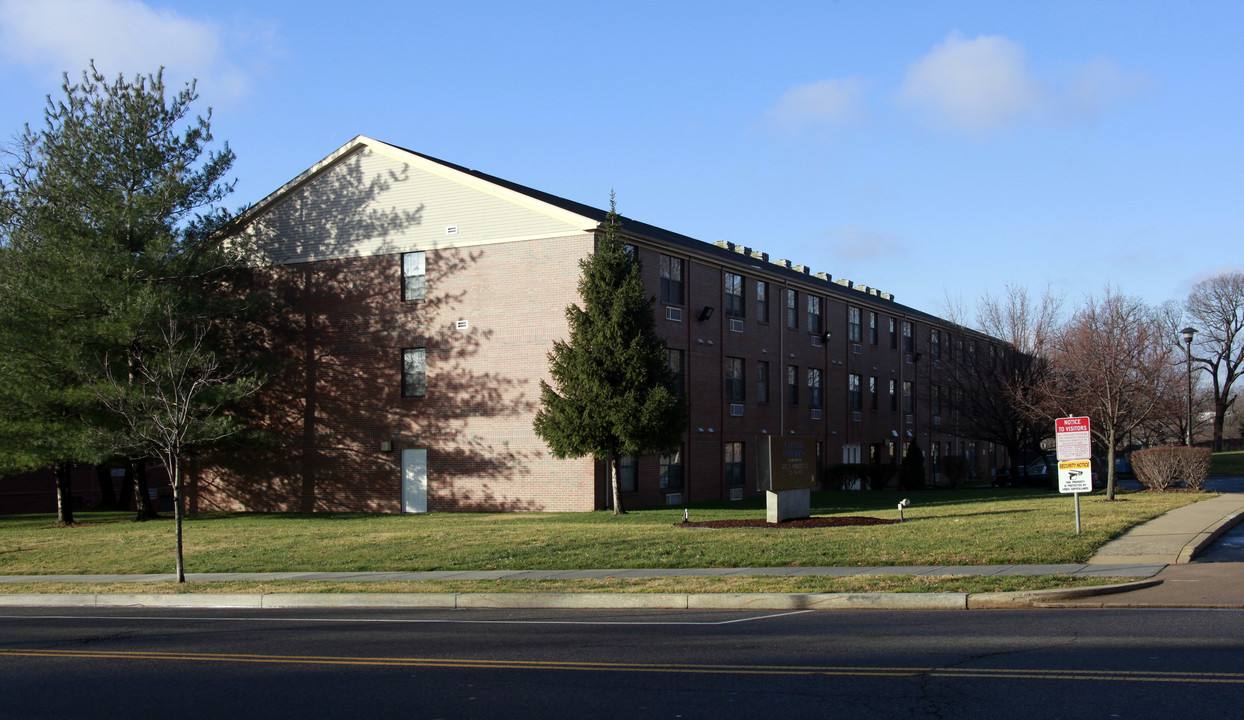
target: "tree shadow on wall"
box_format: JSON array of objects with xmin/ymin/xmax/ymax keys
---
[{"xmin": 192, "ymin": 147, "xmax": 540, "ymax": 513}]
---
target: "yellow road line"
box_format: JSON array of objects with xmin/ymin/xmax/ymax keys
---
[{"xmin": 1, "ymin": 648, "xmax": 1241, "ymax": 683}]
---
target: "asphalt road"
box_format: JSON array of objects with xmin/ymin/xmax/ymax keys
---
[{"xmin": 3, "ymin": 606, "xmax": 1244, "ymax": 719}]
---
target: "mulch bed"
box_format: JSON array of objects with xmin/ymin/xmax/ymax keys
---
[{"xmin": 677, "ymin": 516, "xmax": 899, "ymax": 529}]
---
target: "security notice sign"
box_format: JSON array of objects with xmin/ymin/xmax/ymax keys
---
[{"xmin": 1055, "ymin": 416, "xmax": 1092, "ymax": 495}]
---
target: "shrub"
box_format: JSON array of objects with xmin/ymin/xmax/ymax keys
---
[
  {"xmin": 900, "ymin": 442, "xmax": 926, "ymax": 490},
  {"xmin": 1131, "ymin": 446, "xmax": 1213, "ymax": 491},
  {"xmin": 826, "ymin": 463, "xmax": 896, "ymax": 490},
  {"xmin": 940, "ymin": 456, "xmax": 970, "ymax": 487},
  {"xmin": 826, "ymin": 463, "xmax": 868, "ymax": 490}
]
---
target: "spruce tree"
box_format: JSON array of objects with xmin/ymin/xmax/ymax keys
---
[{"xmin": 534, "ymin": 196, "xmax": 686, "ymax": 514}]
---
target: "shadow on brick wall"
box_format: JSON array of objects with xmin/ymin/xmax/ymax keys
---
[{"xmin": 189, "ymin": 149, "xmax": 539, "ymax": 513}]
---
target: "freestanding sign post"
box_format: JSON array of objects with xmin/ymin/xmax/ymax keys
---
[
  {"xmin": 756, "ymin": 436, "xmax": 818, "ymax": 522},
  {"xmin": 1055, "ymin": 416, "xmax": 1092, "ymax": 533}
]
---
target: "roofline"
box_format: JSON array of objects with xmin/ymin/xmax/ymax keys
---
[{"xmin": 240, "ymin": 135, "xmax": 978, "ymax": 333}]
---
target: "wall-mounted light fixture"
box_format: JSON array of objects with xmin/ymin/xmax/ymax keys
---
[
  {"xmin": 380, "ymin": 441, "xmax": 393, "ymax": 453},
  {"xmin": 697, "ymin": 306, "xmax": 714, "ymax": 322}
]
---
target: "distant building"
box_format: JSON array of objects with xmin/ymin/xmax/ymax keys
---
[{"xmin": 188, "ymin": 136, "xmax": 1008, "ymax": 513}]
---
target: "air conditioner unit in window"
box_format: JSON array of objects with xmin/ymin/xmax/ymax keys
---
[
  {"xmin": 665, "ymin": 493, "xmax": 683, "ymax": 505},
  {"xmin": 811, "ymin": 335, "xmax": 823, "ymax": 347},
  {"xmin": 665, "ymin": 306, "xmax": 683, "ymax": 322},
  {"xmin": 853, "ymin": 343, "xmax": 862, "ymax": 354},
  {"xmin": 933, "ymin": 415, "xmax": 941, "ymax": 425},
  {"xmin": 811, "ymin": 409, "xmax": 823, "ymax": 420},
  {"xmin": 906, "ymin": 414, "xmax": 914, "ymax": 424},
  {"xmin": 730, "ymin": 487, "xmax": 744, "ymax": 501},
  {"xmin": 852, "ymin": 411, "xmax": 862, "ymax": 422},
  {"xmin": 729, "ymin": 403, "xmax": 744, "ymax": 417},
  {"xmin": 729, "ymin": 318, "xmax": 744, "ymax": 333}
]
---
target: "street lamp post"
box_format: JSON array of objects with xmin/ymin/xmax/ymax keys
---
[{"xmin": 1181, "ymin": 326, "xmax": 1197, "ymax": 447}]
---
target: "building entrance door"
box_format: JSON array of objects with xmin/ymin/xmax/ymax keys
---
[{"xmin": 402, "ymin": 449, "xmax": 427, "ymax": 513}]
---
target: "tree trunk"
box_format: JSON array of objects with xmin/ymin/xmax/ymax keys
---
[
  {"xmin": 609, "ymin": 450, "xmax": 626, "ymax": 516},
  {"xmin": 169, "ymin": 452, "xmax": 186, "ymax": 584},
  {"xmin": 95, "ymin": 464, "xmax": 118, "ymax": 510},
  {"xmin": 1104, "ymin": 428, "xmax": 1117, "ymax": 502},
  {"xmin": 54, "ymin": 462, "xmax": 75, "ymax": 526},
  {"xmin": 1213, "ymin": 399, "xmax": 1227, "ymax": 452},
  {"xmin": 131, "ymin": 459, "xmax": 160, "ymax": 521}
]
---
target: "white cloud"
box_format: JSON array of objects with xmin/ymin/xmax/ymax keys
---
[
  {"xmin": 897, "ymin": 32, "xmax": 1045, "ymax": 135},
  {"xmin": 825, "ymin": 224, "xmax": 906, "ymax": 262},
  {"xmin": 1063, "ymin": 56, "xmax": 1159, "ymax": 123},
  {"xmin": 0, "ymin": 0, "xmax": 272, "ymax": 104},
  {"xmin": 761, "ymin": 77, "xmax": 865, "ymax": 135}
]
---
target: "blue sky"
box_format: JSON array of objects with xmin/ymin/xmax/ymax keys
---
[{"xmin": 2, "ymin": 0, "xmax": 1241, "ymax": 325}]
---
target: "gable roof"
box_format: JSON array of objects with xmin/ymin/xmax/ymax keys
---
[{"xmin": 242, "ymin": 135, "xmax": 958, "ymax": 327}]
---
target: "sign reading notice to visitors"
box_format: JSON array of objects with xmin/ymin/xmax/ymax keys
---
[
  {"xmin": 1054, "ymin": 416, "xmax": 1092, "ymax": 494},
  {"xmin": 1054, "ymin": 415, "xmax": 1093, "ymax": 534}
]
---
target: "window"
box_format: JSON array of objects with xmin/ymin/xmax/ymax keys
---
[
  {"xmin": 659, "ymin": 446, "xmax": 684, "ymax": 490},
  {"xmin": 932, "ymin": 385, "xmax": 942, "ymax": 415},
  {"xmin": 848, "ymin": 373, "xmax": 862, "ymax": 410},
  {"xmin": 786, "ymin": 289, "xmax": 798, "ymax": 329},
  {"xmin": 724, "ymin": 272, "xmax": 744, "ymax": 317},
  {"xmin": 903, "ymin": 380, "xmax": 914, "ymax": 413},
  {"xmin": 869, "ymin": 376, "xmax": 878, "ymax": 410},
  {"xmin": 402, "ymin": 348, "xmax": 426, "ymax": 397},
  {"xmin": 869, "ymin": 311, "xmax": 878, "ymax": 345},
  {"xmin": 725, "ymin": 442, "xmax": 744, "ymax": 486},
  {"xmin": 931, "ymin": 328, "xmax": 941, "ymax": 358},
  {"xmin": 757, "ymin": 360, "xmax": 770, "ymax": 403},
  {"xmin": 618, "ymin": 454, "xmax": 638, "ymax": 493},
  {"xmin": 889, "ymin": 317, "xmax": 898, "ymax": 349},
  {"xmin": 756, "ymin": 281, "xmax": 769, "ymax": 323},
  {"xmin": 807, "ymin": 295, "xmax": 823, "ymax": 335},
  {"xmin": 726, "ymin": 357, "xmax": 745, "ymax": 402},
  {"xmin": 808, "ymin": 368, "xmax": 823, "ymax": 408},
  {"xmin": 401, "ymin": 251, "xmax": 426, "ymax": 301},
  {"xmin": 889, "ymin": 378, "xmax": 898, "ymax": 411},
  {"xmin": 660, "ymin": 255, "xmax": 683, "ymax": 304},
  {"xmin": 848, "ymin": 307, "xmax": 862, "ymax": 343},
  {"xmin": 667, "ymin": 348, "xmax": 685, "ymax": 398},
  {"xmin": 902, "ymin": 321, "xmax": 913, "ymax": 353},
  {"xmin": 787, "ymin": 365, "xmax": 799, "ymax": 405}
]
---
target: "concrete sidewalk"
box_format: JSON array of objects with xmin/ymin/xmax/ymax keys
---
[{"xmin": 3, "ymin": 493, "xmax": 1243, "ymax": 610}]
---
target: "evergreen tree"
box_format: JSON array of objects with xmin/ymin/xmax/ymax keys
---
[
  {"xmin": 534, "ymin": 197, "xmax": 686, "ymax": 514},
  {"xmin": 0, "ymin": 64, "xmax": 263, "ymax": 576}
]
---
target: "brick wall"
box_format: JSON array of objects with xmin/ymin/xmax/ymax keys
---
[{"xmin": 191, "ymin": 234, "xmax": 598, "ymax": 513}]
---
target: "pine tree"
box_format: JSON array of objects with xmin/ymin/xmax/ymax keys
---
[
  {"xmin": 534, "ymin": 196, "xmax": 686, "ymax": 514},
  {"xmin": 0, "ymin": 64, "xmax": 263, "ymax": 575}
]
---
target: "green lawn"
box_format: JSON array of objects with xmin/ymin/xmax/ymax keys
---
[
  {"xmin": 1212, "ymin": 450, "xmax": 1244, "ymax": 476},
  {"xmin": 0, "ymin": 488, "xmax": 1208, "ymax": 576}
]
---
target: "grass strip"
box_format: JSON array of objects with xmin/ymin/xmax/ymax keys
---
[{"xmin": 0, "ymin": 488, "xmax": 1208, "ymax": 575}]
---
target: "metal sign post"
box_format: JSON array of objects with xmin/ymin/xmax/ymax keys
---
[{"xmin": 1055, "ymin": 416, "xmax": 1093, "ymax": 534}]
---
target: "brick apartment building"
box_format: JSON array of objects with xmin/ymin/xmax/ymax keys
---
[{"xmin": 187, "ymin": 135, "xmax": 1008, "ymax": 514}]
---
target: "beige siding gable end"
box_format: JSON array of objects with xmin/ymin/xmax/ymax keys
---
[{"xmin": 242, "ymin": 136, "xmax": 597, "ymax": 265}]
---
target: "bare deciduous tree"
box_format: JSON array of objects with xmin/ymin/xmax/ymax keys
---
[
  {"xmin": 1184, "ymin": 272, "xmax": 1244, "ymax": 451},
  {"xmin": 99, "ymin": 309, "xmax": 261, "ymax": 582},
  {"xmin": 1039, "ymin": 288, "xmax": 1181, "ymax": 500}
]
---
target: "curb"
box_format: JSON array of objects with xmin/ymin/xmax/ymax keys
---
[
  {"xmin": 0, "ymin": 583, "xmax": 1162, "ymax": 611},
  {"xmin": 1177, "ymin": 510, "xmax": 1244, "ymax": 564}
]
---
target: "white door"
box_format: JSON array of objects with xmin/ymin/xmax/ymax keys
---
[
  {"xmin": 402, "ymin": 449, "xmax": 427, "ymax": 513},
  {"xmin": 842, "ymin": 444, "xmax": 862, "ymax": 490}
]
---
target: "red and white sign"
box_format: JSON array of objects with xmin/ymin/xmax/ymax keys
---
[
  {"xmin": 1055, "ymin": 416, "xmax": 1091, "ymax": 461},
  {"xmin": 1055, "ymin": 416, "xmax": 1092, "ymax": 493}
]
